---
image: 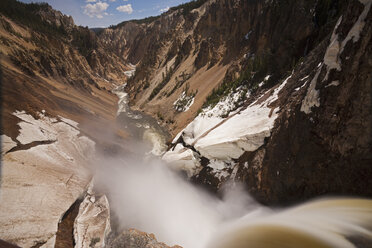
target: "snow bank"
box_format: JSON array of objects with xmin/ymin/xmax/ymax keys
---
[
  {"xmin": 162, "ymin": 144, "xmax": 202, "ymax": 177},
  {"xmin": 178, "ymin": 86, "xmax": 250, "ymax": 145},
  {"xmin": 164, "ymin": 75, "xmax": 291, "ymax": 174},
  {"xmin": 195, "ymin": 75, "xmax": 290, "ymax": 160},
  {"xmin": 208, "ymin": 159, "xmax": 235, "ymax": 181}
]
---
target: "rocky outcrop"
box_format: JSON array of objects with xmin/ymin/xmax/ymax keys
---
[
  {"xmin": 244, "ymin": 0, "xmax": 372, "ymax": 205},
  {"xmin": 74, "ymin": 186, "xmax": 111, "ymax": 248},
  {"xmin": 0, "ymin": 111, "xmax": 94, "ymax": 247},
  {"xmin": 106, "ymin": 229, "xmax": 182, "ymax": 248},
  {"xmin": 35, "ymin": 4, "xmax": 75, "ymax": 30}
]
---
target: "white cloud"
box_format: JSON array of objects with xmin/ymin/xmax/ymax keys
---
[
  {"xmin": 86, "ymin": 0, "xmax": 96, "ymax": 2},
  {"xmin": 159, "ymin": 6, "xmax": 170, "ymax": 13},
  {"xmin": 116, "ymin": 4, "xmax": 133, "ymax": 14},
  {"xmin": 83, "ymin": 1, "xmax": 109, "ymax": 19}
]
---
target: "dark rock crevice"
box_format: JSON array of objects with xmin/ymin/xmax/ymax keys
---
[
  {"xmin": 55, "ymin": 197, "xmax": 83, "ymax": 248},
  {"xmin": 6, "ymin": 140, "xmax": 56, "ymax": 154}
]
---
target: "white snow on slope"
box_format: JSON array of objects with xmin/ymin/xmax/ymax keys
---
[
  {"xmin": 341, "ymin": 0, "xmax": 371, "ymax": 52},
  {"xmin": 259, "ymin": 75, "xmax": 271, "ymax": 87},
  {"xmin": 164, "ymin": 75, "xmax": 291, "ymax": 173},
  {"xmin": 0, "ymin": 111, "xmax": 94, "ymax": 248},
  {"xmin": 301, "ymin": 66, "xmax": 322, "ymax": 114},
  {"xmin": 208, "ymin": 159, "xmax": 235, "ymax": 181},
  {"xmin": 323, "ymin": 0, "xmax": 371, "ymax": 81},
  {"xmin": 162, "ymin": 143, "xmax": 202, "ymax": 177},
  {"xmin": 194, "ymin": 75, "xmax": 291, "ymax": 160},
  {"xmin": 323, "ymin": 16, "xmax": 342, "ymax": 81},
  {"xmin": 178, "ymin": 86, "xmax": 250, "ymax": 145},
  {"xmin": 173, "ymin": 91, "xmax": 195, "ymax": 112}
]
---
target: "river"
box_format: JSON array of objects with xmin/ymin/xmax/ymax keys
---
[{"xmin": 113, "ymin": 83, "xmax": 169, "ymax": 156}]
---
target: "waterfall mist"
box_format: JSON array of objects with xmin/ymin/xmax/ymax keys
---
[
  {"xmin": 87, "ymin": 103, "xmax": 372, "ymax": 248},
  {"xmin": 93, "ymin": 152, "xmax": 372, "ymax": 248},
  {"xmin": 93, "ymin": 155, "xmax": 259, "ymax": 248}
]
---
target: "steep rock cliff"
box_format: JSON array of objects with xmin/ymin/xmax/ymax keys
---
[
  {"xmin": 162, "ymin": 0, "xmax": 372, "ymax": 205},
  {"xmin": 99, "ymin": 0, "xmax": 345, "ymax": 138}
]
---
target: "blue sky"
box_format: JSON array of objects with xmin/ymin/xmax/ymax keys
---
[{"xmin": 19, "ymin": 0, "xmax": 190, "ymax": 27}]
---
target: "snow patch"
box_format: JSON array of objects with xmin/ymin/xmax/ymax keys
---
[
  {"xmin": 259, "ymin": 75, "xmax": 271, "ymax": 87},
  {"xmin": 162, "ymin": 144, "xmax": 202, "ymax": 177},
  {"xmin": 323, "ymin": 2, "xmax": 371, "ymax": 81},
  {"xmin": 323, "ymin": 17, "xmax": 342, "ymax": 81},
  {"xmin": 326, "ymin": 80, "xmax": 340, "ymax": 88},
  {"xmin": 244, "ymin": 30, "xmax": 252, "ymax": 40},
  {"xmin": 300, "ymin": 75, "xmax": 310, "ymax": 81},
  {"xmin": 180, "ymin": 87, "xmax": 250, "ymax": 146},
  {"xmin": 173, "ymin": 91, "xmax": 195, "ymax": 112},
  {"xmin": 341, "ymin": 1, "xmax": 371, "ymax": 52},
  {"xmin": 170, "ymin": 75, "xmax": 291, "ymax": 162},
  {"xmin": 295, "ymin": 80, "xmax": 308, "ymax": 91},
  {"xmin": 207, "ymin": 159, "xmax": 236, "ymax": 181},
  {"xmin": 301, "ymin": 66, "xmax": 322, "ymax": 114},
  {"xmin": 194, "ymin": 75, "xmax": 291, "ymax": 160}
]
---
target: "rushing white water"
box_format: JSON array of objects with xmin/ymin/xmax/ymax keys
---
[
  {"xmin": 93, "ymin": 156, "xmax": 257, "ymax": 248},
  {"xmin": 93, "ymin": 153, "xmax": 372, "ymax": 248},
  {"xmin": 208, "ymin": 198, "xmax": 372, "ymax": 248}
]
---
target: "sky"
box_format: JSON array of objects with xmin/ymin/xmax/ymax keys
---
[{"xmin": 19, "ymin": 0, "xmax": 191, "ymax": 28}]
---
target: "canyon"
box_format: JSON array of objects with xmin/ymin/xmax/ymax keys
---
[{"xmin": 1, "ymin": 0, "xmax": 372, "ymax": 247}]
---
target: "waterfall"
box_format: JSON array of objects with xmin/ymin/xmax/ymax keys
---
[
  {"xmin": 93, "ymin": 154, "xmax": 372, "ymax": 248},
  {"xmin": 208, "ymin": 198, "xmax": 372, "ymax": 248}
]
